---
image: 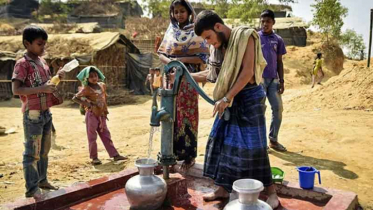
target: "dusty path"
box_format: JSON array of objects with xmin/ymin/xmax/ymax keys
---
[{"xmin": 0, "ymin": 83, "xmax": 372, "ymax": 209}]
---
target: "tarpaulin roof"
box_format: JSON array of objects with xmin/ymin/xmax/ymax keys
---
[
  {"xmin": 0, "ymin": 0, "xmax": 38, "ymax": 19},
  {"xmin": 126, "ymin": 52, "xmax": 162, "ymax": 95},
  {"xmin": 0, "ymin": 51, "xmax": 16, "ymax": 61}
]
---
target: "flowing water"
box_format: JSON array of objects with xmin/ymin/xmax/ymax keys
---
[{"xmin": 147, "ymin": 126, "xmax": 159, "ymax": 163}]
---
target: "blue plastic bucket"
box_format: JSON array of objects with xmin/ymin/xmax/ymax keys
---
[{"xmin": 297, "ymin": 166, "xmax": 321, "ymax": 189}]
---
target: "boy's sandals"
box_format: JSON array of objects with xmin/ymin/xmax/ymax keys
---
[
  {"xmin": 113, "ymin": 155, "xmax": 128, "ymax": 161},
  {"xmin": 26, "ymin": 188, "xmax": 43, "ymax": 198},
  {"xmin": 91, "ymin": 158, "xmax": 102, "ymax": 165},
  {"xmin": 269, "ymin": 141, "xmax": 287, "ymax": 152},
  {"xmin": 38, "ymin": 181, "xmax": 59, "ymax": 190}
]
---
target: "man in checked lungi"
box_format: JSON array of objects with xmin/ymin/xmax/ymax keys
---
[{"xmin": 190, "ymin": 10, "xmax": 279, "ymax": 209}]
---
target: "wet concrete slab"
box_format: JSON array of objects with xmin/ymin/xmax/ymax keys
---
[
  {"xmin": 63, "ymin": 175, "xmax": 327, "ymax": 210},
  {"xmin": 5, "ymin": 166, "xmax": 359, "ymax": 210}
]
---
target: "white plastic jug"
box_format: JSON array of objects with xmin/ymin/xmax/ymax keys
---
[{"xmin": 61, "ymin": 59, "xmax": 79, "ymax": 72}]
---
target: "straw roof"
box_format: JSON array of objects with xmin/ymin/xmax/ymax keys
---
[
  {"xmin": 0, "ymin": 32, "xmax": 138, "ymax": 60},
  {"xmin": 31, "ymin": 22, "xmax": 102, "ymax": 34}
]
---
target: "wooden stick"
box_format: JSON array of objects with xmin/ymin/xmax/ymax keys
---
[{"xmin": 368, "ymin": 9, "xmax": 373, "ymax": 67}]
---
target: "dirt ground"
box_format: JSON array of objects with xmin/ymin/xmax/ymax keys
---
[
  {"xmin": 1, "ymin": 33, "xmax": 373, "ymax": 209},
  {"xmin": 0, "ymin": 81, "xmax": 372, "ymax": 209}
]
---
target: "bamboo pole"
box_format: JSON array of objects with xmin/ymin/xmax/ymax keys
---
[{"xmin": 368, "ymin": 9, "xmax": 373, "ymax": 67}]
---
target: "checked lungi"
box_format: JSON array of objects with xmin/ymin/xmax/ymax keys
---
[{"xmin": 203, "ymin": 84, "xmax": 273, "ymax": 192}]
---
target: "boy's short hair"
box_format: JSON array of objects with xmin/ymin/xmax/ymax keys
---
[
  {"xmin": 260, "ymin": 9, "xmax": 275, "ymax": 21},
  {"xmin": 154, "ymin": 67, "xmax": 161, "ymax": 72},
  {"xmin": 194, "ymin": 10, "xmax": 224, "ymax": 36},
  {"xmin": 22, "ymin": 25, "xmax": 48, "ymax": 48}
]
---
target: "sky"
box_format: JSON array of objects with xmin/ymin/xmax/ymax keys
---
[
  {"xmin": 139, "ymin": 0, "xmax": 372, "ymax": 50},
  {"xmin": 58, "ymin": 0, "xmax": 372, "ymax": 50},
  {"xmin": 277, "ymin": 0, "xmax": 373, "ymax": 50}
]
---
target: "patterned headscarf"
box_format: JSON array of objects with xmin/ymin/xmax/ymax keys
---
[{"xmin": 157, "ymin": 0, "xmax": 209, "ymax": 57}]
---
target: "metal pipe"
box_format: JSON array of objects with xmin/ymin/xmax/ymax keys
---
[
  {"xmin": 163, "ymin": 166, "xmax": 169, "ymax": 179},
  {"xmin": 368, "ymin": 9, "xmax": 373, "ymax": 67},
  {"xmin": 154, "ymin": 61, "xmax": 216, "ymax": 180}
]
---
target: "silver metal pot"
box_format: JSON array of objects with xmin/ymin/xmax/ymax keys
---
[
  {"xmin": 224, "ymin": 179, "xmax": 273, "ymax": 210},
  {"xmin": 125, "ymin": 158, "xmax": 167, "ymax": 210}
]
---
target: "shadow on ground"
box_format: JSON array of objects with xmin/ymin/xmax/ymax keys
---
[{"xmin": 270, "ymin": 151, "xmax": 358, "ymax": 180}]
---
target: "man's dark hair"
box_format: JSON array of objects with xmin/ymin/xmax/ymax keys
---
[
  {"xmin": 22, "ymin": 25, "xmax": 48, "ymax": 48},
  {"xmin": 194, "ymin": 10, "xmax": 224, "ymax": 36},
  {"xmin": 260, "ymin": 9, "xmax": 275, "ymax": 21}
]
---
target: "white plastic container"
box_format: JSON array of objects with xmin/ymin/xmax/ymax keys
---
[
  {"xmin": 224, "ymin": 179, "xmax": 272, "ymax": 210},
  {"xmin": 61, "ymin": 59, "xmax": 79, "ymax": 72}
]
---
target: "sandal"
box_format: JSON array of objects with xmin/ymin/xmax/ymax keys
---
[
  {"xmin": 39, "ymin": 181, "xmax": 59, "ymax": 190},
  {"xmin": 26, "ymin": 188, "xmax": 43, "ymax": 198},
  {"xmin": 113, "ymin": 155, "xmax": 128, "ymax": 161},
  {"xmin": 91, "ymin": 158, "xmax": 102, "ymax": 165},
  {"xmin": 270, "ymin": 142, "xmax": 287, "ymax": 152},
  {"xmin": 180, "ymin": 158, "xmax": 196, "ymax": 171}
]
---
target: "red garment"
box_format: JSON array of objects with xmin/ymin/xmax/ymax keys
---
[
  {"xmin": 173, "ymin": 79, "xmax": 199, "ymax": 162},
  {"xmin": 12, "ymin": 55, "xmax": 53, "ymax": 112}
]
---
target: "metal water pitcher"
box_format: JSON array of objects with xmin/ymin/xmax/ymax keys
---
[{"xmin": 125, "ymin": 158, "xmax": 167, "ymax": 210}]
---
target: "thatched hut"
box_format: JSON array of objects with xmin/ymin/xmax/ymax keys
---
[
  {"xmin": 224, "ymin": 17, "xmax": 309, "ymax": 47},
  {"xmin": 0, "ymin": 0, "xmax": 39, "ymax": 19},
  {"xmin": 0, "ymin": 32, "xmax": 139, "ymax": 99},
  {"xmin": 272, "ymin": 17, "xmax": 308, "ymax": 46},
  {"xmin": 67, "ymin": 14, "xmax": 125, "ymax": 29},
  {"xmin": 0, "ymin": 51, "xmax": 16, "ymax": 100}
]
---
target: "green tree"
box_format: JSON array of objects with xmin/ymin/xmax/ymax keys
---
[
  {"xmin": 38, "ymin": 0, "xmax": 71, "ymax": 18},
  {"xmin": 227, "ymin": 0, "xmax": 266, "ymax": 24},
  {"xmin": 203, "ymin": 0, "xmax": 230, "ymax": 18},
  {"xmin": 211, "ymin": 0, "xmax": 296, "ymax": 24},
  {"xmin": 142, "ymin": 0, "xmax": 171, "ymax": 18},
  {"xmin": 340, "ymin": 29, "xmax": 366, "ymax": 60},
  {"xmin": 311, "ymin": 0, "xmax": 348, "ymax": 43}
]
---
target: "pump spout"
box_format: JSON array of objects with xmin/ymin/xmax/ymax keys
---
[
  {"xmin": 150, "ymin": 108, "xmax": 170, "ymax": 127},
  {"xmin": 150, "ymin": 91, "xmax": 170, "ymax": 126}
]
